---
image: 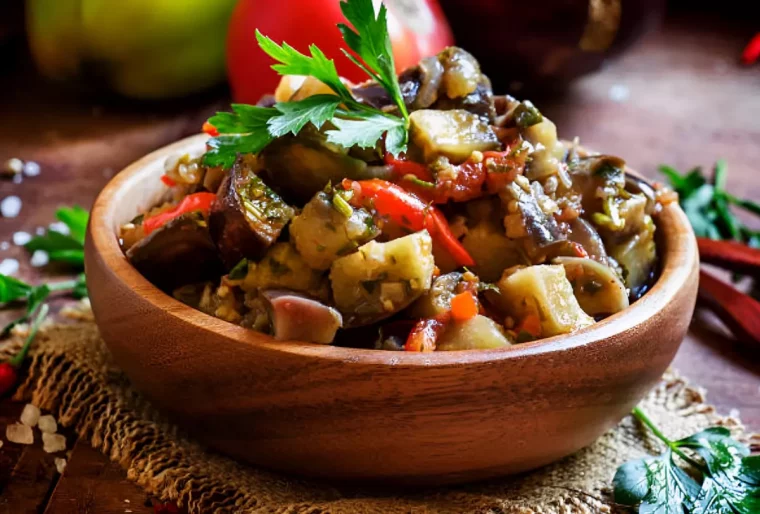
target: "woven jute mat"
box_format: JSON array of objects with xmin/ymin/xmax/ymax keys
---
[{"xmin": 1, "ymin": 305, "xmax": 756, "ymax": 514}]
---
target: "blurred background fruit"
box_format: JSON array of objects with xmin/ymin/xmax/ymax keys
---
[
  {"xmin": 25, "ymin": 0, "xmax": 237, "ymax": 99},
  {"xmin": 437, "ymin": 0, "xmax": 667, "ymax": 92},
  {"xmin": 227, "ymin": 0, "xmax": 454, "ymax": 103}
]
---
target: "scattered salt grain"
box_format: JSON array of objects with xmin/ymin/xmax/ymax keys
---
[
  {"xmin": 3, "ymin": 158, "xmax": 23, "ymax": 177},
  {"xmin": 608, "ymin": 84, "xmax": 630, "ymax": 103},
  {"xmin": 42, "ymin": 432, "xmax": 67, "ymax": 453},
  {"xmin": 48, "ymin": 221, "xmax": 70, "ymax": 235},
  {"xmin": 55, "ymin": 457, "xmax": 67, "ymax": 474},
  {"xmin": 22, "ymin": 161, "xmax": 41, "ymax": 177},
  {"xmin": 35, "ymin": 226, "xmax": 46, "ymax": 236},
  {"xmin": 124, "ymin": 499, "xmax": 131, "ymax": 504},
  {"xmin": 12, "ymin": 231, "xmax": 31, "ymax": 246},
  {"xmin": 0, "ymin": 258, "xmax": 19, "ymax": 275},
  {"xmin": 38, "ymin": 414, "xmax": 58, "ymax": 434},
  {"xmin": 30, "ymin": 250, "xmax": 49, "ymax": 267},
  {"xmin": 1, "ymin": 196, "xmax": 22, "ymax": 218},
  {"xmin": 6, "ymin": 423, "xmax": 34, "ymax": 444},
  {"xmin": 20, "ymin": 403, "xmax": 41, "ymax": 427},
  {"xmin": 0, "ymin": 241, "xmax": 9, "ymax": 251},
  {"xmin": 12, "ymin": 174, "xmax": 23, "ymax": 184}
]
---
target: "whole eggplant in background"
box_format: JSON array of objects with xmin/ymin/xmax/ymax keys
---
[
  {"xmin": 26, "ymin": 0, "xmax": 237, "ymax": 99},
  {"xmin": 437, "ymin": 0, "xmax": 666, "ymax": 91}
]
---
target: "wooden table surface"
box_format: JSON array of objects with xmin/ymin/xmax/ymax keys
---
[{"xmin": 1, "ymin": 10, "xmax": 759, "ymax": 514}]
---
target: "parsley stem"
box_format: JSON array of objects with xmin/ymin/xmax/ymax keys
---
[
  {"xmin": 631, "ymin": 407, "xmax": 707, "ymax": 472},
  {"xmin": 47, "ymin": 280, "xmax": 78, "ymax": 292}
]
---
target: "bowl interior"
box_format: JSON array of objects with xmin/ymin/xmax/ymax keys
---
[{"xmin": 90, "ymin": 134, "xmax": 697, "ymax": 364}]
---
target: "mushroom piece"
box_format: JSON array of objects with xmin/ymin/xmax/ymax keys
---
[
  {"xmin": 261, "ymin": 290, "xmax": 343, "ymax": 344},
  {"xmin": 554, "ymin": 256, "xmax": 629, "ymax": 317},
  {"xmin": 126, "ymin": 212, "xmax": 223, "ymax": 292}
]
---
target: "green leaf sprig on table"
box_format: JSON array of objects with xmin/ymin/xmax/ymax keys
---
[
  {"xmin": 660, "ymin": 160, "xmax": 760, "ymax": 247},
  {"xmin": 614, "ymin": 407, "xmax": 760, "ymax": 513},
  {"xmin": 24, "ymin": 205, "xmax": 88, "ymax": 268},
  {"xmin": 203, "ymin": 0, "xmax": 409, "ymax": 169}
]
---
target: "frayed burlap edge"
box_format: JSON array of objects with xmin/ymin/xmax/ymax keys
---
[{"xmin": 2, "ymin": 308, "xmax": 758, "ymax": 514}]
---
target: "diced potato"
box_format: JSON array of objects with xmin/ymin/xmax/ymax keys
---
[
  {"xmin": 330, "ymin": 231, "xmax": 435, "ymax": 325},
  {"xmin": 497, "ymin": 265, "xmax": 594, "ymax": 337},
  {"xmin": 437, "ymin": 315, "xmax": 513, "ymax": 351},
  {"xmin": 555, "ymin": 257, "xmax": 629, "ymax": 316},
  {"xmin": 521, "ymin": 117, "xmax": 567, "ymax": 180},
  {"xmin": 242, "ymin": 243, "xmax": 328, "ymax": 301},
  {"xmin": 461, "ymin": 219, "xmax": 522, "ymax": 282},
  {"xmin": 409, "ymin": 109, "xmax": 499, "ymax": 164},
  {"xmin": 290, "ymin": 191, "xmax": 379, "ymax": 270}
]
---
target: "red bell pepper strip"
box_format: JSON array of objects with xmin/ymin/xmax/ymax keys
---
[
  {"xmin": 741, "ymin": 33, "xmax": 760, "ymax": 65},
  {"xmin": 202, "ymin": 121, "xmax": 220, "ymax": 137},
  {"xmin": 160, "ymin": 175, "xmax": 177, "ymax": 187},
  {"xmin": 405, "ymin": 311, "xmax": 451, "ymax": 352},
  {"xmin": 143, "ymin": 192, "xmax": 217, "ymax": 235},
  {"xmin": 344, "ymin": 179, "xmax": 475, "ymax": 267},
  {"xmin": 385, "ymin": 154, "xmax": 434, "ymax": 182}
]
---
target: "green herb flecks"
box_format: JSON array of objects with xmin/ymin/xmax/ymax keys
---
[
  {"xmin": 228, "ymin": 259, "xmax": 249, "ymax": 281},
  {"xmin": 613, "ymin": 406, "xmax": 760, "ymax": 513},
  {"xmin": 203, "ymin": 0, "xmax": 410, "ymax": 169}
]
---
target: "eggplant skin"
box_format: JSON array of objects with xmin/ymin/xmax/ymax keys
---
[
  {"xmin": 126, "ymin": 212, "xmax": 223, "ymax": 292},
  {"xmin": 209, "ymin": 158, "xmax": 294, "ymax": 269}
]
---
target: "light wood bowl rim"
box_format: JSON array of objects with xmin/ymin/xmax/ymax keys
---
[{"xmin": 87, "ymin": 133, "xmax": 698, "ymax": 366}]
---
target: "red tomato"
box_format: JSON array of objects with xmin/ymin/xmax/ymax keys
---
[{"xmin": 227, "ymin": 0, "xmax": 454, "ymax": 104}]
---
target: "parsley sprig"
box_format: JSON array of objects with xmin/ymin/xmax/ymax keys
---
[
  {"xmin": 25, "ymin": 205, "xmax": 88, "ymax": 268},
  {"xmin": 203, "ymin": 0, "xmax": 409, "ymax": 169},
  {"xmin": 614, "ymin": 407, "xmax": 760, "ymax": 513}
]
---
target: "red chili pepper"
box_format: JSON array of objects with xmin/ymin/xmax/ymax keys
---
[
  {"xmin": 741, "ymin": 33, "xmax": 760, "ymax": 65},
  {"xmin": 344, "ymin": 179, "xmax": 475, "ymax": 267},
  {"xmin": 0, "ymin": 305, "xmax": 48, "ymax": 397},
  {"xmin": 160, "ymin": 175, "xmax": 177, "ymax": 187},
  {"xmin": 0, "ymin": 363, "xmax": 18, "ymax": 397},
  {"xmin": 143, "ymin": 192, "xmax": 217, "ymax": 235},
  {"xmin": 202, "ymin": 121, "xmax": 220, "ymax": 137},
  {"xmin": 405, "ymin": 311, "xmax": 451, "ymax": 352}
]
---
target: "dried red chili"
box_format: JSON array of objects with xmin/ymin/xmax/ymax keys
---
[{"xmin": 741, "ymin": 33, "xmax": 760, "ymax": 65}]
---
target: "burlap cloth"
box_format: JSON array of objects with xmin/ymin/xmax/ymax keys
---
[{"xmin": 1, "ymin": 304, "xmax": 757, "ymax": 514}]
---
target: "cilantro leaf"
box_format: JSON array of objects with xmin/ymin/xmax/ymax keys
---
[
  {"xmin": 24, "ymin": 205, "xmax": 88, "ymax": 269},
  {"xmin": 338, "ymin": 0, "xmax": 408, "ymax": 121},
  {"xmin": 326, "ymin": 112, "xmax": 406, "ymax": 154},
  {"xmin": 614, "ymin": 451, "xmax": 700, "ymax": 513},
  {"xmin": 268, "ymin": 95, "xmax": 342, "ymax": 137},
  {"xmin": 255, "ymin": 31, "xmax": 353, "ymax": 100},
  {"xmin": 55, "ymin": 205, "xmax": 88, "ymax": 244},
  {"xmin": 205, "ymin": 133, "xmax": 274, "ymax": 169},
  {"xmin": 0, "ymin": 274, "xmax": 32, "ymax": 303}
]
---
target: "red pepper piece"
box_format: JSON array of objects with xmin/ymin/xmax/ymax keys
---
[
  {"xmin": 698, "ymin": 270, "xmax": 760, "ymax": 349},
  {"xmin": 697, "ymin": 238, "xmax": 760, "ymax": 277},
  {"xmin": 160, "ymin": 175, "xmax": 177, "ymax": 187},
  {"xmin": 344, "ymin": 179, "xmax": 475, "ymax": 267},
  {"xmin": 0, "ymin": 363, "xmax": 18, "ymax": 397},
  {"xmin": 450, "ymin": 291, "xmax": 478, "ymax": 322},
  {"xmin": 741, "ymin": 33, "xmax": 760, "ymax": 65},
  {"xmin": 143, "ymin": 192, "xmax": 217, "ymax": 235},
  {"xmin": 405, "ymin": 311, "xmax": 451, "ymax": 352},
  {"xmin": 202, "ymin": 121, "xmax": 220, "ymax": 137},
  {"xmin": 385, "ymin": 154, "xmax": 433, "ymax": 182}
]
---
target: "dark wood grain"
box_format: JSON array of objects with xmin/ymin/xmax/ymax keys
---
[{"xmin": 0, "ymin": 9, "xmax": 757, "ymax": 513}]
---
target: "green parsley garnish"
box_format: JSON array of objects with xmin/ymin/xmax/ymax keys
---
[
  {"xmin": 25, "ymin": 205, "xmax": 88, "ymax": 268},
  {"xmin": 203, "ymin": 0, "xmax": 410, "ymax": 169},
  {"xmin": 614, "ymin": 406, "xmax": 760, "ymax": 513}
]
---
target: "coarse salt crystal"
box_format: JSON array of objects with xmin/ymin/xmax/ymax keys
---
[
  {"xmin": 20, "ymin": 403, "xmax": 41, "ymax": 427},
  {"xmin": 12, "ymin": 174, "xmax": 23, "ymax": 184},
  {"xmin": 0, "ymin": 258, "xmax": 19, "ymax": 275},
  {"xmin": 12, "ymin": 231, "xmax": 31, "ymax": 246},
  {"xmin": 0, "ymin": 241, "xmax": 9, "ymax": 251},
  {"xmin": 22, "ymin": 161, "xmax": 41, "ymax": 177},
  {"xmin": 42, "ymin": 432, "xmax": 67, "ymax": 453},
  {"xmin": 30, "ymin": 250, "xmax": 49, "ymax": 267},
  {"xmin": 1, "ymin": 196, "xmax": 22, "ymax": 218},
  {"xmin": 55, "ymin": 457, "xmax": 67, "ymax": 474},
  {"xmin": 6, "ymin": 423, "xmax": 34, "ymax": 444},
  {"xmin": 48, "ymin": 221, "xmax": 70, "ymax": 235},
  {"xmin": 3, "ymin": 158, "xmax": 23, "ymax": 176},
  {"xmin": 38, "ymin": 414, "xmax": 58, "ymax": 433},
  {"xmin": 35, "ymin": 226, "xmax": 46, "ymax": 236}
]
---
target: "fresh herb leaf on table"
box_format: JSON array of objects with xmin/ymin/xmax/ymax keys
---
[
  {"xmin": 24, "ymin": 205, "xmax": 88, "ymax": 268},
  {"xmin": 203, "ymin": 0, "xmax": 410, "ymax": 169},
  {"xmin": 660, "ymin": 160, "xmax": 760, "ymax": 248},
  {"xmin": 614, "ymin": 407, "xmax": 760, "ymax": 513}
]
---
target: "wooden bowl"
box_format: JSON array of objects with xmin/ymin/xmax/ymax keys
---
[{"xmin": 85, "ymin": 134, "xmax": 699, "ymax": 485}]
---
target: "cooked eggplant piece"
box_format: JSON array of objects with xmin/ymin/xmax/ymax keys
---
[
  {"xmin": 241, "ymin": 243, "xmax": 329, "ymax": 301},
  {"xmin": 259, "ymin": 130, "xmax": 375, "ymax": 203},
  {"xmin": 554, "ymin": 257, "xmax": 629, "ymax": 317},
  {"xmin": 409, "ymin": 109, "xmax": 500, "ymax": 164},
  {"xmin": 501, "ymin": 181, "xmax": 563, "ymax": 251},
  {"xmin": 608, "ymin": 216, "xmax": 657, "ymax": 298},
  {"xmin": 290, "ymin": 191, "xmax": 379, "ymax": 270},
  {"xmin": 437, "ymin": 46, "xmax": 481, "ymax": 99},
  {"xmin": 437, "ymin": 315, "xmax": 513, "ymax": 351},
  {"xmin": 407, "ymin": 272, "xmax": 463, "ymax": 318},
  {"xmin": 126, "ymin": 212, "xmax": 223, "ymax": 291},
  {"xmin": 209, "ymin": 158, "xmax": 295, "ymax": 269},
  {"xmin": 330, "ymin": 231, "xmax": 435, "ymax": 326},
  {"xmin": 496, "ymin": 264, "xmax": 594, "ymax": 337},
  {"xmin": 567, "ymin": 217, "xmax": 608, "ymax": 263},
  {"xmin": 261, "ymin": 290, "xmax": 342, "ymax": 344}
]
